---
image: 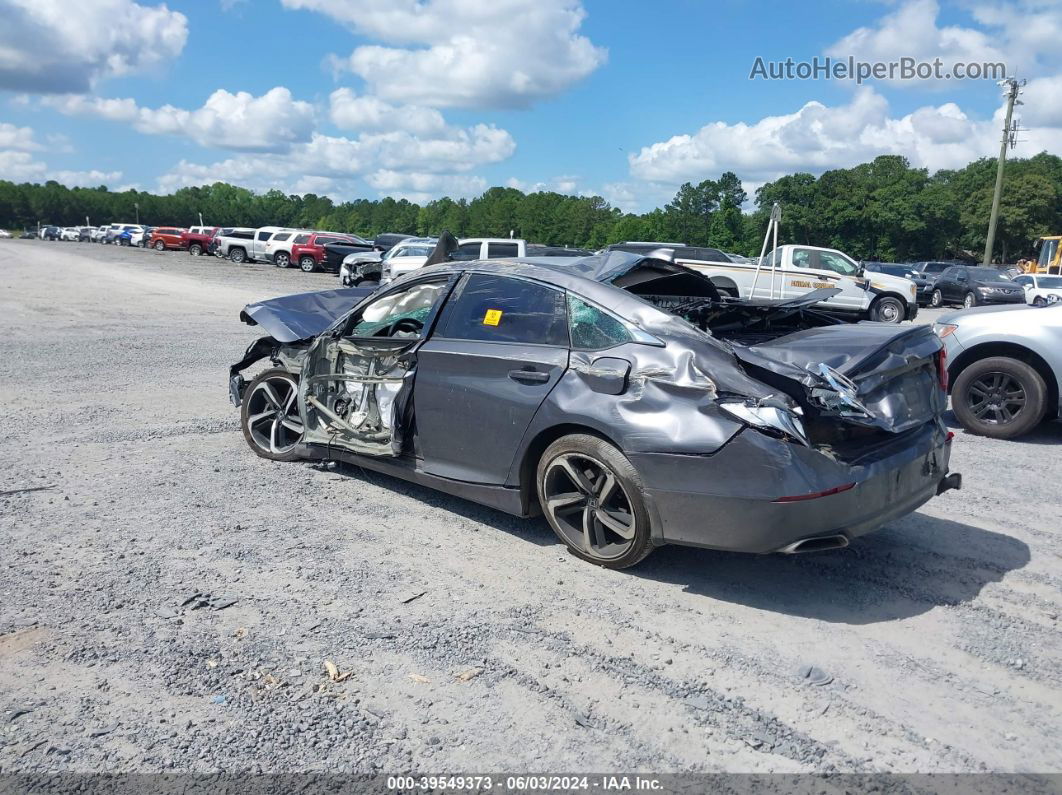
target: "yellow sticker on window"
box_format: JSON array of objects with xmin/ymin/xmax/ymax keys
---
[{"xmin": 483, "ymin": 309, "xmax": 503, "ymax": 326}]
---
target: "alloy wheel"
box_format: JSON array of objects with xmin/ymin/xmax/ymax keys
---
[
  {"xmin": 966, "ymin": 372, "xmax": 1026, "ymax": 426},
  {"xmin": 930, "ymin": 289, "xmax": 942, "ymax": 307},
  {"xmin": 244, "ymin": 375, "xmax": 304, "ymax": 455},
  {"xmin": 275, "ymin": 252, "xmax": 289, "ymax": 268},
  {"xmin": 542, "ymin": 453, "xmax": 637, "ymax": 561},
  {"xmin": 964, "ymin": 292, "xmax": 977, "ymax": 309}
]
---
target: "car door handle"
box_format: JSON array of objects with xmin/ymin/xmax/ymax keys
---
[{"xmin": 508, "ymin": 369, "xmax": 551, "ymax": 384}]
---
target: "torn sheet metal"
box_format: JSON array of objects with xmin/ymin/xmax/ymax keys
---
[{"xmin": 240, "ymin": 287, "xmax": 376, "ymax": 342}]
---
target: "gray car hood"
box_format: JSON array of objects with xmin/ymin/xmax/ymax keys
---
[{"xmin": 239, "ymin": 287, "xmax": 376, "ymax": 342}]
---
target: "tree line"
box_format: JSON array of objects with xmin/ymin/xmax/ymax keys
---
[{"xmin": 1, "ymin": 151, "xmax": 1059, "ymax": 263}]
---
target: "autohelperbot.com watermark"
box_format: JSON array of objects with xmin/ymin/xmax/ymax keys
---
[{"xmin": 749, "ymin": 55, "xmax": 1007, "ymax": 83}]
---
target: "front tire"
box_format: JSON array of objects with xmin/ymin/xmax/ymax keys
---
[
  {"xmin": 240, "ymin": 369, "xmax": 305, "ymax": 461},
  {"xmin": 952, "ymin": 357, "xmax": 1046, "ymax": 439},
  {"xmin": 300, "ymin": 256, "xmax": 318, "ymax": 273},
  {"xmin": 870, "ymin": 296, "xmax": 905, "ymax": 323},
  {"xmin": 537, "ymin": 434, "xmax": 654, "ymax": 569}
]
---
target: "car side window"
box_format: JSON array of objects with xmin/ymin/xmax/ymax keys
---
[
  {"xmin": 487, "ymin": 242, "xmax": 519, "ymax": 258},
  {"xmin": 1013, "ymin": 276, "xmax": 1030, "ymax": 286},
  {"xmin": 348, "ymin": 280, "xmax": 449, "ymax": 339},
  {"xmin": 568, "ymin": 295, "xmax": 632, "ymax": 350},
  {"xmin": 451, "ymin": 242, "xmax": 483, "ymax": 261},
  {"xmin": 293, "ymin": 234, "xmax": 310, "ymax": 244},
  {"xmin": 257, "ymin": 231, "xmax": 271, "ymax": 241},
  {"xmin": 792, "ymin": 248, "xmax": 813, "ymax": 268},
  {"xmin": 818, "ymin": 252, "xmax": 859, "ymax": 275},
  {"xmin": 436, "ymin": 274, "xmax": 568, "ymax": 346}
]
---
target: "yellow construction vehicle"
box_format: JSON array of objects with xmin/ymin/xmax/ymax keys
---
[{"xmin": 1021, "ymin": 236, "xmax": 1062, "ymax": 274}]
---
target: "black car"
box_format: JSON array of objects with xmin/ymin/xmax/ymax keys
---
[
  {"xmin": 322, "ymin": 237, "xmax": 375, "ymax": 273},
  {"xmin": 864, "ymin": 262, "xmax": 933, "ymax": 305},
  {"xmin": 927, "ymin": 266, "xmax": 1024, "ymax": 308},
  {"xmin": 19, "ymin": 229, "xmax": 36, "ymax": 239},
  {"xmin": 373, "ymin": 233, "xmax": 415, "ymax": 253},
  {"xmin": 42, "ymin": 226, "xmax": 60, "ymax": 240},
  {"xmin": 910, "ymin": 260, "xmax": 970, "ymax": 276},
  {"xmin": 229, "ymin": 250, "xmax": 959, "ymax": 569}
]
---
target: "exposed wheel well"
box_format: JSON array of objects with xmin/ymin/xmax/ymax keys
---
[
  {"xmin": 948, "ymin": 342, "xmax": 1059, "ymax": 418},
  {"xmin": 516, "ymin": 423, "xmax": 621, "ymax": 516},
  {"xmin": 709, "ymin": 277, "xmax": 739, "ymax": 297}
]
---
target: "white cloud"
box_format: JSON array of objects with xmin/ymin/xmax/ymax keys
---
[
  {"xmin": 328, "ymin": 88, "xmax": 448, "ymax": 137},
  {"xmin": 627, "ymin": 86, "xmax": 1062, "ymax": 190},
  {"xmin": 0, "ymin": 145, "xmax": 122, "ymax": 186},
  {"xmin": 48, "ymin": 168, "xmax": 123, "ymax": 187},
  {"xmin": 0, "ymin": 0, "xmax": 187, "ymax": 93},
  {"xmin": 44, "ymin": 88, "xmax": 316, "ymax": 152},
  {"xmin": 0, "ymin": 150, "xmax": 47, "ymax": 181},
  {"xmin": 826, "ymin": 0, "xmax": 1062, "ymax": 89},
  {"xmin": 505, "ymin": 175, "xmax": 580, "ymax": 194},
  {"xmin": 0, "ymin": 122, "xmax": 41, "ymax": 151},
  {"xmin": 289, "ymin": 0, "xmax": 606, "ymax": 109},
  {"xmin": 156, "ymin": 120, "xmax": 515, "ymax": 200}
]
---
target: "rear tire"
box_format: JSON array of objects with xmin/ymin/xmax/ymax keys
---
[
  {"xmin": 930, "ymin": 289, "xmax": 943, "ymax": 308},
  {"xmin": 537, "ymin": 434, "xmax": 654, "ymax": 569},
  {"xmin": 952, "ymin": 357, "xmax": 1046, "ymax": 439},
  {"xmin": 154, "ymin": 240, "xmax": 165, "ymax": 251},
  {"xmin": 1033, "ymin": 296, "xmax": 1047, "ymax": 307},
  {"xmin": 963, "ymin": 291, "xmax": 978, "ymax": 309},
  {"xmin": 189, "ymin": 243, "xmax": 202, "ymax": 256},
  {"xmin": 229, "ymin": 248, "xmax": 246, "ymax": 264},
  {"xmin": 274, "ymin": 252, "xmax": 290, "ymax": 269},
  {"xmin": 870, "ymin": 296, "xmax": 905, "ymax": 323},
  {"xmin": 300, "ymin": 256, "xmax": 318, "ymax": 273}
]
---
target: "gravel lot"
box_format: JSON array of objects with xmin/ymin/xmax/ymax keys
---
[{"xmin": 1, "ymin": 239, "xmax": 1060, "ymax": 775}]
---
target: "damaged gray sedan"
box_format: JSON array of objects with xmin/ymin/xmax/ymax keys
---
[{"xmin": 230, "ymin": 251, "xmax": 960, "ymax": 569}]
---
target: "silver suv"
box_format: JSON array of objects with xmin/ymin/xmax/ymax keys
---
[{"xmin": 936, "ymin": 303, "xmax": 1062, "ymax": 438}]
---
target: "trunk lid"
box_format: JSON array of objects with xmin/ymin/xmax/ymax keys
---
[{"xmin": 732, "ymin": 323, "xmax": 945, "ymax": 435}]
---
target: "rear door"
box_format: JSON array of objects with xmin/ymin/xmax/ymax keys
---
[
  {"xmin": 300, "ymin": 277, "xmax": 455, "ymax": 457},
  {"xmin": 414, "ymin": 272, "xmax": 570, "ymax": 483}
]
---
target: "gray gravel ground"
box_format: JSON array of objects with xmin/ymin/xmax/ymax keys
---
[{"xmin": 0, "ymin": 239, "xmax": 1060, "ymax": 775}]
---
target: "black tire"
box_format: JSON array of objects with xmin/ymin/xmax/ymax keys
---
[
  {"xmin": 870, "ymin": 295, "xmax": 905, "ymax": 323},
  {"xmin": 1033, "ymin": 296, "xmax": 1047, "ymax": 307},
  {"xmin": 154, "ymin": 240, "xmax": 165, "ymax": 251},
  {"xmin": 930, "ymin": 289, "xmax": 943, "ymax": 308},
  {"xmin": 537, "ymin": 434, "xmax": 654, "ymax": 569},
  {"xmin": 963, "ymin": 291, "xmax": 978, "ymax": 309},
  {"xmin": 240, "ymin": 369, "xmax": 305, "ymax": 461},
  {"xmin": 274, "ymin": 252, "xmax": 290, "ymax": 269},
  {"xmin": 189, "ymin": 243, "xmax": 202, "ymax": 256},
  {"xmin": 952, "ymin": 357, "xmax": 1046, "ymax": 439},
  {"xmin": 300, "ymin": 256, "xmax": 318, "ymax": 273},
  {"xmin": 229, "ymin": 247, "xmax": 246, "ymax": 264}
]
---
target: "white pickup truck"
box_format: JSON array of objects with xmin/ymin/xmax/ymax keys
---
[
  {"xmin": 675, "ymin": 244, "xmax": 919, "ymax": 323},
  {"xmin": 215, "ymin": 226, "xmax": 296, "ymax": 263}
]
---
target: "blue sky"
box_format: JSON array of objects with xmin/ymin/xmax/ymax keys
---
[{"xmin": 1, "ymin": 0, "xmax": 1060, "ymax": 211}]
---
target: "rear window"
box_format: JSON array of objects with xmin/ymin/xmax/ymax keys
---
[
  {"xmin": 487, "ymin": 242, "xmax": 519, "ymax": 258},
  {"xmin": 232, "ymin": 230, "xmax": 254, "ymax": 240},
  {"xmin": 451, "ymin": 242, "xmax": 483, "ymax": 261},
  {"xmin": 437, "ymin": 274, "xmax": 568, "ymax": 346},
  {"xmin": 272, "ymin": 232, "xmax": 291, "ymax": 242}
]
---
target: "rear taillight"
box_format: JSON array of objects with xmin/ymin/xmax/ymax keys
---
[{"xmin": 937, "ymin": 348, "xmax": 948, "ymax": 392}]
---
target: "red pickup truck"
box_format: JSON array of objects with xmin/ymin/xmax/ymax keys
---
[
  {"xmin": 179, "ymin": 226, "xmax": 220, "ymax": 256},
  {"xmin": 290, "ymin": 231, "xmax": 360, "ymax": 273}
]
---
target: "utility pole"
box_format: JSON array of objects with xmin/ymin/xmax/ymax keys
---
[
  {"xmin": 134, "ymin": 202, "xmax": 140, "ymax": 225},
  {"xmin": 983, "ymin": 78, "xmax": 1024, "ymax": 266}
]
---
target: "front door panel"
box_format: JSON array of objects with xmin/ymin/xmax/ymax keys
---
[{"xmin": 414, "ymin": 339, "xmax": 569, "ymax": 483}]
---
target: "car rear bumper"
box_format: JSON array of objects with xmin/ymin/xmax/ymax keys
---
[{"xmin": 630, "ymin": 421, "xmax": 955, "ymax": 554}]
